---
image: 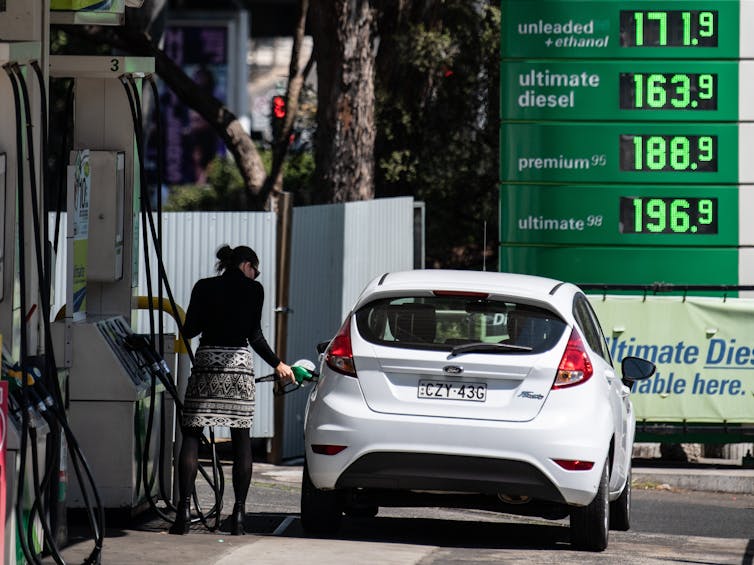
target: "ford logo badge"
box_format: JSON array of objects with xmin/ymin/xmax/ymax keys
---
[{"xmin": 443, "ymin": 365, "xmax": 463, "ymax": 375}]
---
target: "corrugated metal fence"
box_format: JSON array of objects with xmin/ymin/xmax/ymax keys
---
[
  {"xmin": 52, "ymin": 211, "xmax": 279, "ymax": 439},
  {"xmin": 283, "ymin": 197, "xmax": 417, "ymax": 459},
  {"xmin": 51, "ymin": 196, "xmax": 419, "ymax": 455}
]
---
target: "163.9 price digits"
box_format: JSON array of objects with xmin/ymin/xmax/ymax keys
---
[{"xmin": 620, "ymin": 73, "xmax": 716, "ymax": 110}]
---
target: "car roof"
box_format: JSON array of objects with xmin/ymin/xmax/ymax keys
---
[{"xmin": 353, "ymin": 270, "xmax": 579, "ymax": 316}]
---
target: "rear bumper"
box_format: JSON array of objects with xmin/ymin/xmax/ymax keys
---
[{"xmin": 335, "ymin": 452, "xmax": 566, "ymax": 503}]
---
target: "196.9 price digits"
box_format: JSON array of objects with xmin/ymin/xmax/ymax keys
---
[{"xmin": 620, "ymin": 196, "xmax": 717, "ymax": 234}]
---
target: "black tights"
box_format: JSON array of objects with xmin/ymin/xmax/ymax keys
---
[{"xmin": 176, "ymin": 427, "xmax": 253, "ymax": 508}]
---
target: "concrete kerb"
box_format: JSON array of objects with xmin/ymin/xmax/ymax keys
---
[
  {"xmin": 632, "ymin": 466, "xmax": 754, "ymax": 495},
  {"xmin": 254, "ymin": 461, "xmax": 754, "ymax": 496}
]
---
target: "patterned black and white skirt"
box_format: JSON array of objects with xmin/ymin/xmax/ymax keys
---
[{"xmin": 182, "ymin": 345, "xmax": 256, "ymax": 429}]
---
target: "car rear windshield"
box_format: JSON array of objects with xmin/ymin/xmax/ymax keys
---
[{"xmin": 354, "ymin": 295, "xmax": 567, "ymax": 354}]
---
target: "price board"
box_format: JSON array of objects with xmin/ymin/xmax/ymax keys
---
[{"xmin": 500, "ymin": 0, "xmax": 754, "ymax": 287}]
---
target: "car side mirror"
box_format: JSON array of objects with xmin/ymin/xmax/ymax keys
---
[{"xmin": 620, "ymin": 356, "xmax": 656, "ymax": 390}]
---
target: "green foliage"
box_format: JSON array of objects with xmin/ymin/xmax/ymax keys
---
[
  {"xmin": 397, "ymin": 24, "xmax": 457, "ymax": 75},
  {"xmin": 164, "ymin": 157, "xmax": 245, "ymax": 211},
  {"xmin": 282, "ymin": 151, "xmax": 317, "ymax": 205},
  {"xmin": 164, "ymin": 150, "xmax": 315, "ymax": 211},
  {"xmin": 375, "ymin": 1, "xmax": 501, "ymax": 270}
]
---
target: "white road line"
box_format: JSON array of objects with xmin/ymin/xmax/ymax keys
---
[{"xmin": 272, "ymin": 515, "xmax": 295, "ymax": 536}]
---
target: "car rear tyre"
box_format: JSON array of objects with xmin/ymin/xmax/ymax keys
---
[
  {"xmin": 301, "ymin": 462, "xmax": 343, "ymax": 535},
  {"xmin": 609, "ymin": 465, "xmax": 631, "ymax": 531},
  {"xmin": 300, "ymin": 461, "xmax": 343, "ymax": 535},
  {"xmin": 570, "ymin": 464, "xmax": 609, "ymax": 552}
]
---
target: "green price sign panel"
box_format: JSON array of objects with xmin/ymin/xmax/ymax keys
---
[
  {"xmin": 500, "ymin": 184, "xmax": 739, "ymax": 246},
  {"xmin": 500, "ymin": 246, "xmax": 739, "ymax": 286},
  {"xmin": 501, "ymin": 60, "xmax": 739, "ymax": 122},
  {"xmin": 500, "ymin": 122, "xmax": 739, "ymax": 184},
  {"xmin": 501, "ymin": 0, "xmax": 741, "ymax": 59}
]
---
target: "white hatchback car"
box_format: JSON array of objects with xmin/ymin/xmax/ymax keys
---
[{"xmin": 302, "ymin": 270, "xmax": 655, "ymax": 551}]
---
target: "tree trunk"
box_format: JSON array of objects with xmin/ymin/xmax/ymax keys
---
[{"xmin": 310, "ymin": 0, "xmax": 376, "ymax": 202}]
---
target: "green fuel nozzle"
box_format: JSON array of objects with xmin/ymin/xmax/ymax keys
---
[
  {"xmin": 292, "ymin": 363, "xmax": 319, "ymax": 384},
  {"xmin": 255, "ymin": 360, "xmax": 319, "ymax": 394}
]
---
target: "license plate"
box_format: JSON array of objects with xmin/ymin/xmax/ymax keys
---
[{"xmin": 417, "ymin": 380, "xmax": 487, "ymax": 402}]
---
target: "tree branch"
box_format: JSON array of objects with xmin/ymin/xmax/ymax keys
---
[
  {"xmin": 63, "ymin": 24, "xmax": 268, "ymax": 209},
  {"xmin": 264, "ymin": 0, "xmax": 310, "ymax": 211}
]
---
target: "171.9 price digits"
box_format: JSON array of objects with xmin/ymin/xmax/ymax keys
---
[{"xmin": 620, "ymin": 10, "xmax": 717, "ymax": 47}]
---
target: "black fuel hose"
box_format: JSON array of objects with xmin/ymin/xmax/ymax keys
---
[
  {"xmin": 3, "ymin": 61, "xmax": 41, "ymax": 565},
  {"xmin": 24, "ymin": 62, "xmax": 106, "ymax": 564},
  {"xmin": 119, "ymin": 74, "xmax": 225, "ymax": 529},
  {"xmin": 12, "ymin": 63, "xmax": 60, "ymax": 563},
  {"xmin": 19, "ymin": 59, "xmax": 104, "ymax": 563},
  {"xmin": 9, "ymin": 62, "xmax": 105, "ymax": 565}
]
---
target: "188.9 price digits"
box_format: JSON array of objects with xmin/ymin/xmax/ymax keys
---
[{"xmin": 619, "ymin": 134, "xmax": 717, "ymax": 172}]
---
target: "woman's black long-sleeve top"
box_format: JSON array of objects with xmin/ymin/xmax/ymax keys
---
[{"xmin": 182, "ymin": 267, "xmax": 281, "ymax": 369}]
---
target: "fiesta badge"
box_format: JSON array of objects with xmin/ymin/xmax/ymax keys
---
[{"xmin": 443, "ymin": 365, "xmax": 463, "ymax": 375}]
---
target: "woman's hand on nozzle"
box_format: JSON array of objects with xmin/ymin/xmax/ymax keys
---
[{"xmin": 275, "ymin": 362, "xmax": 296, "ymax": 385}]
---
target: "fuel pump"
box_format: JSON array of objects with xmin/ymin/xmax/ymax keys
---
[{"xmin": 48, "ymin": 56, "xmax": 172, "ymax": 515}]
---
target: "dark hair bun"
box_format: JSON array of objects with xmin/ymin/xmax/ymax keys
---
[
  {"xmin": 216, "ymin": 245, "xmax": 233, "ymax": 262},
  {"xmin": 215, "ymin": 244, "xmax": 259, "ymax": 274}
]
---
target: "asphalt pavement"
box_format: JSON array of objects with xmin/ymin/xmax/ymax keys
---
[{"xmin": 38, "ymin": 457, "xmax": 753, "ymax": 565}]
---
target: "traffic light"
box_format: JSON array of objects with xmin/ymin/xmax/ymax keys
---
[{"xmin": 271, "ymin": 95, "xmax": 286, "ymax": 140}]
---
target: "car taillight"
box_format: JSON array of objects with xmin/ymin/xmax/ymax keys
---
[
  {"xmin": 553, "ymin": 459, "xmax": 594, "ymax": 471},
  {"xmin": 311, "ymin": 444, "xmax": 348, "ymax": 455},
  {"xmin": 326, "ymin": 316, "xmax": 357, "ymax": 377},
  {"xmin": 552, "ymin": 329, "xmax": 593, "ymax": 389}
]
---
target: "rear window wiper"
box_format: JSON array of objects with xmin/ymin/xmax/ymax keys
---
[{"xmin": 448, "ymin": 342, "xmax": 533, "ymax": 357}]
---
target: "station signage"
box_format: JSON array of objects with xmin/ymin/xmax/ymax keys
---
[
  {"xmin": 588, "ymin": 296, "xmax": 754, "ymax": 424},
  {"xmin": 499, "ymin": 0, "xmax": 750, "ymax": 287}
]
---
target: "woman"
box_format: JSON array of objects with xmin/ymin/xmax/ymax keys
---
[{"xmin": 169, "ymin": 244, "xmax": 295, "ymax": 535}]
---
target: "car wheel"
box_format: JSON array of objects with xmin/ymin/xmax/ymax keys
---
[
  {"xmin": 609, "ymin": 465, "xmax": 631, "ymax": 531},
  {"xmin": 570, "ymin": 463, "xmax": 609, "ymax": 552},
  {"xmin": 300, "ymin": 460, "xmax": 343, "ymax": 535}
]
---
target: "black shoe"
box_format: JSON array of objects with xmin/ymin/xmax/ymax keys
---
[
  {"xmin": 229, "ymin": 502, "xmax": 245, "ymax": 535},
  {"xmin": 169, "ymin": 498, "xmax": 191, "ymax": 535}
]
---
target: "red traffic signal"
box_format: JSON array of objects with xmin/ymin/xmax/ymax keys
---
[{"xmin": 272, "ymin": 95, "xmax": 286, "ymax": 119}]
